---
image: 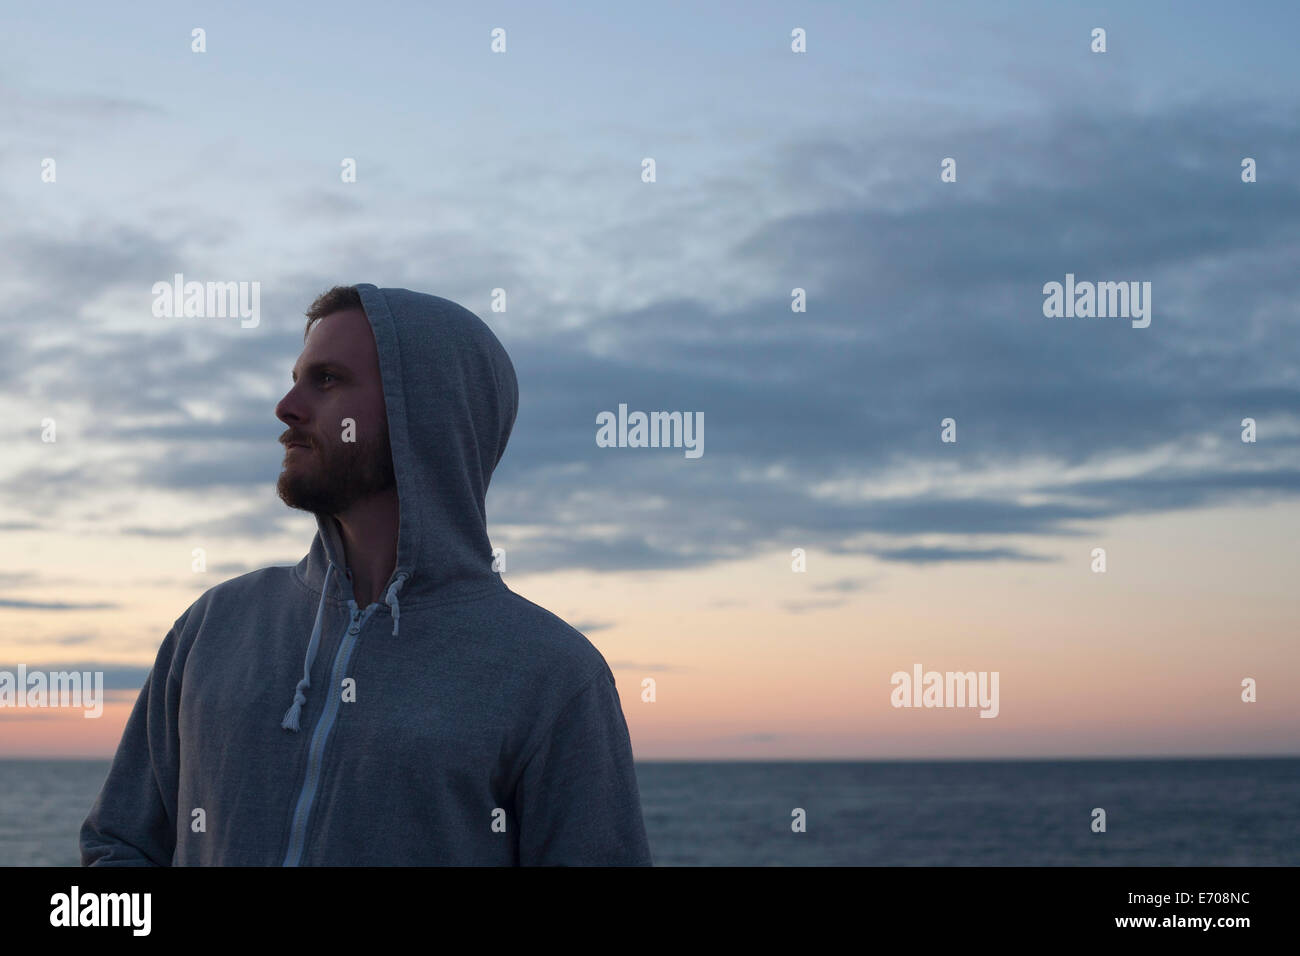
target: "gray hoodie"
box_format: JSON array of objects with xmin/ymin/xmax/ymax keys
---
[{"xmin": 80, "ymin": 284, "xmax": 653, "ymax": 866}]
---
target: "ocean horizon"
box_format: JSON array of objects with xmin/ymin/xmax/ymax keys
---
[{"xmin": 2, "ymin": 756, "xmax": 1296, "ymax": 866}]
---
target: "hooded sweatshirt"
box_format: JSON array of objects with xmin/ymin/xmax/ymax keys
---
[{"xmin": 80, "ymin": 284, "xmax": 653, "ymax": 866}]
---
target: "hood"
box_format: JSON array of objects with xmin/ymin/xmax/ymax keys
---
[{"xmin": 282, "ymin": 284, "xmax": 519, "ymax": 730}]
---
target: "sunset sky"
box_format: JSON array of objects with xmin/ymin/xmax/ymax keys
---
[{"xmin": 2, "ymin": 1, "xmax": 1297, "ymax": 759}]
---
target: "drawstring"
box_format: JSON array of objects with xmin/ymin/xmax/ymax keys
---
[
  {"xmin": 385, "ymin": 572, "xmax": 409, "ymax": 637},
  {"xmin": 282, "ymin": 567, "xmax": 409, "ymax": 731},
  {"xmin": 281, "ymin": 561, "xmax": 336, "ymax": 732}
]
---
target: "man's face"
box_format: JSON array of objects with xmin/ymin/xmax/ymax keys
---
[{"xmin": 274, "ymin": 308, "xmax": 395, "ymax": 516}]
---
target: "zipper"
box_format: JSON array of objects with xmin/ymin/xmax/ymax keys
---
[{"xmin": 282, "ymin": 599, "xmax": 381, "ymax": 866}]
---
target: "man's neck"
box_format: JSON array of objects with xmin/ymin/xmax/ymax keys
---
[{"xmin": 331, "ymin": 487, "xmax": 399, "ymax": 607}]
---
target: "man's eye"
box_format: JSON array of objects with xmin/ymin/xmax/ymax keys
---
[{"xmin": 320, "ymin": 372, "xmax": 337, "ymax": 384}]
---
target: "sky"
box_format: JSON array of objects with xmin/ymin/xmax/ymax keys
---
[{"xmin": 1, "ymin": 1, "xmax": 1297, "ymax": 759}]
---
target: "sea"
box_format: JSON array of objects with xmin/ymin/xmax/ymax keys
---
[{"xmin": 2, "ymin": 757, "xmax": 1296, "ymax": 866}]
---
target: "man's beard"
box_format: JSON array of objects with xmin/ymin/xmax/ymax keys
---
[{"xmin": 277, "ymin": 427, "xmax": 396, "ymax": 516}]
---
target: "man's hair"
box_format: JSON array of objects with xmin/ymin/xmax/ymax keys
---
[{"xmin": 304, "ymin": 285, "xmax": 364, "ymax": 340}]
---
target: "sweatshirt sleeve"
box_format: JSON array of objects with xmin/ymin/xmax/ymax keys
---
[
  {"xmin": 514, "ymin": 667, "xmax": 653, "ymax": 866},
  {"xmin": 79, "ymin": 627, "xmax": 182, "ymax": 866}
]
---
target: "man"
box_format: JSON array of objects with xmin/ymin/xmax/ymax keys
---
[{"xmin": 80, "ymin": 284, "xmax": 653, "ymax": 865}]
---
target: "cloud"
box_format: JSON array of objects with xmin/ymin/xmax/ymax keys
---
[
  {"xmin": 8, "ymin": 633, "xmax": 97, "ymax": 646},
  {"xmin": 606, "ymin": 660, "xmax": 683, "ymax": 673},
  {"xmin": 812, "ymin": 577, "xmax": 876, "ymax": 593},
  {"xmin": 0, "ymin": 79, "xmax": 165, "ymax": 130},
  {"xmin": 865, "ymin": 546, "xmax": 1056, "ymax": 565},
  {"xmin": 0, "ymin": 598, "xmax": 119, "ymax": 610},
  {"xmin": 207, "ymin": 560, "xmax": 300, "ymax": 576},
  {"xmin": 3, "ymin": 97, "xmax": 1297, "ymax": 576},
  {"xmin": 117, "ymin": 501, "xmax": 302, "ymax": 540},
  {"xmin": 723, "ymin": 733, "xmax": 781, "ymax": 743},
  {"xmin": 0, "ymin": 663, "xmax": 151, "ymax": 691},
  {"xmin": 780, "ymin": 599, "xmax": 849, "ymax": 612}
]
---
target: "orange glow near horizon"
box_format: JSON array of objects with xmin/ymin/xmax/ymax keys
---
[{"xmin": 2, "ymin": 502, "xmax": 1298, "ymax": 760}]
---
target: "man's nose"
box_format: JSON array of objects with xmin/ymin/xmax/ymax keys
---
[{"xmin": 275, "ymin": 384, "xmax": 309, "ymax": 426}]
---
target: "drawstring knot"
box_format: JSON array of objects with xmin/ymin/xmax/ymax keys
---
[
  {"xmin": 385, "ymin": 572, "xmax": 409, "ymax": 637},
  {"xmin": 282, "ymin": 561, "xmax": 336, "ymax": 732}
]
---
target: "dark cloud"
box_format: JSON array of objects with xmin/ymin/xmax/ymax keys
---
[
  {"xmin": 0, "ymin": 598, "xmax": 119, "ymax": 610},
  {"xmin": 0, "ymin": 663, "xmax": 151, "ymax": 691},
  {"xmin": 865, "ymin": 546, "xmax": 1056, "ymax": 565}
]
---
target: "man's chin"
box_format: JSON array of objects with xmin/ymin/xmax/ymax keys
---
[
  {"xmin": 277, "ymin": 479, "xmax": 332, "ymax": 515},
  {"xmin": 275, "ymin": 464, "xmax": 392, "ymax": 516}
]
